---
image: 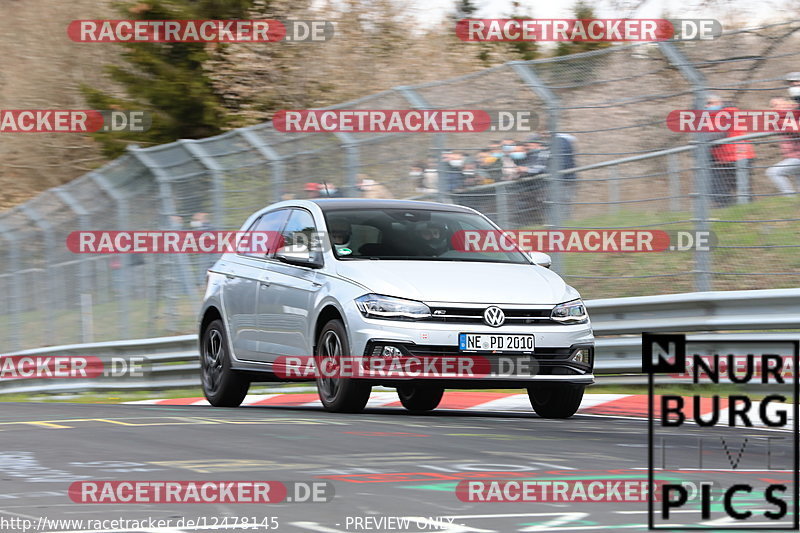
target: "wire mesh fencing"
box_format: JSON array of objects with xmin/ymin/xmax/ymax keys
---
[{"xmin": 3, "ymin": 22, "xmax": 800, "ymax": 350}]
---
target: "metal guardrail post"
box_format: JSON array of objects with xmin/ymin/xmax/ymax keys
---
[
  {"xmin": 18, "ymin": 204, "xmax": 57, "ymax": 345},
  {"xmin": 89, "ymin": 171, "xmax": 132, "ymax": 339},
  {"xmin": 509, "ymin": 61, "xmax": 563, "ymax": 272},
  {"xmin": 53, "ymin": 186, "xmax": 93, "ymax": 342},
  {"xmin": 238, "ymin": 129, "xmax": 286, "ymax": 203},
  {"xmin": 658, "ymin": 42, "xmax": 712, "ymax": 292},
  {"xmin": 395, "ymin": 86, "xmax": 448, "ymax": 204},
  {"xmin": 333, "ymin": 132, "xmax": 360, "ymax": 197},
  {"xmin": 0, "ymin": 220, "xmax": 22, "ymax": 351}
]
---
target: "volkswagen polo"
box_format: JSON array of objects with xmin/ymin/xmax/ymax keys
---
[{"xmin": 198, "ymin": 199, "xmax": 594, "ymax": 417}]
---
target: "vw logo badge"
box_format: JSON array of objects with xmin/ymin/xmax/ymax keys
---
[{"xmin": 483, "ymin": 306, "xmax": 505, "ymax": 327}]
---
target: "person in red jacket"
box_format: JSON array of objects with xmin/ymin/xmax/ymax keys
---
[
  {"xmin": 766, "ymin": 97, "xmax": 800, "ymax": 196},
  {"xmin": 706, "ymin": 95, "xmax": 756, "ymax": 206}
]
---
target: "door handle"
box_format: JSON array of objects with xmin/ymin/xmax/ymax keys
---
[
  {"xmin": 260, "ymin": 279, "xmax": 271, "ymax": 287},
  {"xmin": 225, "ymin": 274, "xmax": 235, "ymax": 280}
]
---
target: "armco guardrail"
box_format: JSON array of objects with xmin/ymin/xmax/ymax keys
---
[
  {"xmin": 588, "ymin": 288, "xmax": 800, "ymax": 335},
  {"xmin": 2, "ymin": 288, "xmax": 799, "ymax": 394}
]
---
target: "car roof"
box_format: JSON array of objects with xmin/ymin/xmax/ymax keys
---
[{"xmin": 308, "ymin": 198, "xmax": 471, "ymax": 212}]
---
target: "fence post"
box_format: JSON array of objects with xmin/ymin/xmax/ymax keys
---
[
  {"xmin": 395, "ymin": 86, "xmax": 449, "ymax": 204},
  {"xmin": 667, "ymin": 152, "xmax": 681, "ymax": 212},
  {"xmin": 735, "ymin": 157, "xmax": 750, "ymax": 204},
  {"xmin": 495, "ymin": 181, "xmax": 511, "ymax": 228},
  {"xmin": 180, "ymin": 139, "xmax": 226, "ymax": 229},
  {"xmin": 508, "ymin": 61, "xmax": 563, "ymax": 273},
  {"xmin": 89, "ymin": 171, "xmax": 132, "ymax": 339},
  {"xmin": 608, "ymin": 166, "xmax": 620, "ymax": 215},
  {"xmin": 658, "ymin": 42, "xmax": 712, "ymax": 292},
  {"xmin": 53, "ymin": 186, "xmax": 93, "ymax": 342},
  {"xmin": 239, "ymin": 129, "xmax": 286, "ymax": 203},
  {"xmin": 333, "ymin": 132, "xmax": 361, "ymax": 197},
  {"xmin": 0, "ymin": 220, "xmax": 22, "ymax": 350},
  {"xmin": 128, "ymin": 146, "xmax": 198, "ymax": 333},
  {"xmin": 19, "ymin": 204, "xmax": 57, "ymax": 345}
]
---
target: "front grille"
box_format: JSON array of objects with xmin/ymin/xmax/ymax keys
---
[{"xmin": 425, "ymin": 306, "xmax": 554, "ymax": 324}]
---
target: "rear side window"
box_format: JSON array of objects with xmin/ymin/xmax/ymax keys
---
[{"xmin": 240, "ymin": 209, "xmax": 290, "ymax": 258}]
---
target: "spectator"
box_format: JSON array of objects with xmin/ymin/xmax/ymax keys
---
[
  {"xmin": 766, "ymin": 97, "xmax": 800, "ymax": 196},
  {"xmin": 411, "ymin": 161, "xmax": 436, "ymax": 194},
  {"xmin": 304, "ymin": 182, "xmax": 323, "ymax": 198},
  {"xmin": 703, "ymin": 95, "xmax": 738, "ymax": 207},
  {"xmin": 475, "ymin": 151, "xmax": 502, "ymax": 183},
  {"xmin": 516, "ymin": 136, "xmax": 549, "ymax": 178},
  {"xmin": 358, "ymin": 175, "xmax": 392, "ymax": 199},
  {"xmin": 499, "ymin": 141, "xmax": 521, "ymax": 180},
  {"xmin": 513, "ymin": 136, "xmax": 550, "ymax": 225},
  {"xmin": 441, "ymin": 151, "xmax": 465, "ymax": 192},
  {"xmin": 321, "ymin": 183, "xmax": 339, "ymax": 197},
  {"xmin": 190, "ymin": 212, "xmax": 212, "ymax": 230},
  {"xmin": 705, "ymin": 95, "xmax": 756, "ymax": 205}
]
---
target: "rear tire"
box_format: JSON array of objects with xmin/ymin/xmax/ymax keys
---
[
  {"xmin": 201, "ymin": 320, "xmax": 250, "ymax": 407},
  {"xmin": 315, "ymin": 319, "xmax": 371, "ymax": 413},
  {"xmin": 527, "ymin": 383, "xmax": 585, "ymax": 418},
  {"xmin": 397, "ymin": 384, "xmax": 444, "ymax": 412}
]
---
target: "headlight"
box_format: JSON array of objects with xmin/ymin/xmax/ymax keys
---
[
  {"xmin": 551, "ymin": 299, "xmax": 588, "ymax": 323},
  {"xmin": 355, "ymin": 294, "xmax": 431, "ymax": 320}
]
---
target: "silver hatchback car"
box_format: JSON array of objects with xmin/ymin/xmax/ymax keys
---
[{"xmin": 198, "ymin": 199, "xmax": 594, "ymax": 417}]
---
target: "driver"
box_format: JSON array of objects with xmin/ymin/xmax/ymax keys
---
[
  {"xmin": 328, "ymin": 218, "xmax": 352, "ymax": 253},
  {"xmin": 416, "ymin": 221, "xmax": 449, "ymax": 255}
]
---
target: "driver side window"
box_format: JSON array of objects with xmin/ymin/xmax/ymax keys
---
[
  {"xmin": 240, "ymin": 209, "xmax": 289, "ymax": 259},
  {"xmin": 279, "ymin": 209, "xmax": 318, "ymax": 253}
]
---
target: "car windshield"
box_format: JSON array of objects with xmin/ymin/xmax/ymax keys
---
[{"xmin": 322, "ymin": 207, "xmax": 529, "ymax": 263}]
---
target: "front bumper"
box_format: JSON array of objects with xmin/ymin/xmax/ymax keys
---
[{"xmin": 344, "ymin": 308, "xmax": 595, "ymax": 385}]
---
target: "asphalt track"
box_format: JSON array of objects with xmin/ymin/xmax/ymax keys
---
[{"xmin": 0, "ymin": 401, "xmax": 796, "ymax": 533}]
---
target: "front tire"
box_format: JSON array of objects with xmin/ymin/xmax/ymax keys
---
[
  {"xmin": 527, "ymin": 383, "xmax": 585, "ymax": 418},
  {"xmin": 397, "ymin": 384, "xmax": 444, "ymax": 412},
  {"xmin": 315, "ymin": 319, "xmax": 371, "ymax": 413},
  {"xmin": 201, "ymin": 319, "xmax": 250, "ymax": 407}
]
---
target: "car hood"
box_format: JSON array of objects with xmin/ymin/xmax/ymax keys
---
[{"xmin": 335, "ymin": 260, "xmax": 578, "ymax": 304}]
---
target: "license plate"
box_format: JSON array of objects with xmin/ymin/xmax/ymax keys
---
[{"xmin": 458, "ymin": 333, "xmax": 535, "ymax": 353}]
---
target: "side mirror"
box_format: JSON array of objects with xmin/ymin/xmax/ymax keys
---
[
  {"xmin": 275, "ymin": 245, "xmax": 323, "ymax": 269},
  {"xmin": 528, "ymin": 251, "xmax": 552, "ymax": 269}
]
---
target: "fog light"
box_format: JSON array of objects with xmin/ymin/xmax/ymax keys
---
[
  {"xmin": 382, "ymin": 346, "xmax": 403, "ymax": 357},
  {"xmin": 572, "ymin": 349, "xmax": 592, "ymax": 365},
  {"xmin": 370, "ymin": 344, "xmax": 403, "ymax": 357}
]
